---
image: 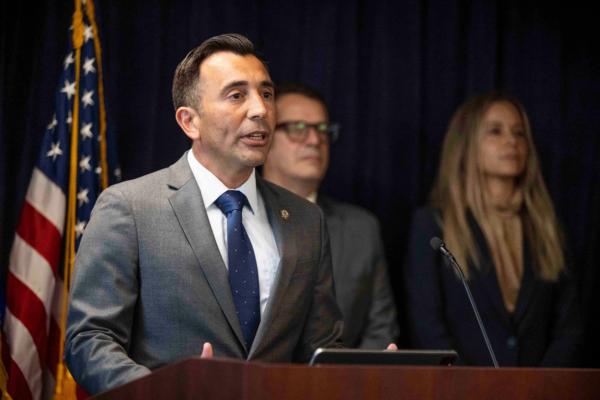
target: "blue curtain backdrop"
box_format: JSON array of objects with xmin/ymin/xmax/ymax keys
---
[{"xmin": 1, "ymin": 0, "xmax": 598, "ymax": 365}]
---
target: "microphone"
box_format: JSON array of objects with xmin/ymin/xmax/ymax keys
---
[{"xmin": 430, "ymin": 237, "xmax": 499, "ymax": 368}]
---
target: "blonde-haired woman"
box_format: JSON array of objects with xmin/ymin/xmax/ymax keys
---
[{"xmin": 404, "ymin": 91, "xmax": 582, "ymax": 366}]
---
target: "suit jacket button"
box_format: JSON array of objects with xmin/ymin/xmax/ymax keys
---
[{"xmin": 507, "ymin": 336, "xmax": 517, "ymax": 349}]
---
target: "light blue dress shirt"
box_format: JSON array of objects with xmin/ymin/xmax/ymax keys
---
[{"xmin": 187, "ymin": 151, "xmax": 281, "ymax": 315}]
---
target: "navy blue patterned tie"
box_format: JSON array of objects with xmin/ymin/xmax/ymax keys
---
[{"xmin": 214, "ymin": 190, "xmax": 261, "ymax": 349}]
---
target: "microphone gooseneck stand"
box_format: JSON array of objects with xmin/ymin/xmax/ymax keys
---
[{"xmin": 430, "ymin": 237, "xmax": 499, "ymax": 368}]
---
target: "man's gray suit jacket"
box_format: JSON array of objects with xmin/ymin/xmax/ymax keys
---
[
  {"xmin": 65, "ymin": 153, "xmax": 343, "ymax": 394},
  {"xmin": 318, "ymin": 196, "xmax": 399, "ymax": 348}
]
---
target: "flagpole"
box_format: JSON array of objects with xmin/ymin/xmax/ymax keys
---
[{"xmin": 54, "ymin": 0, "xmax": 83, "ymax": 398}]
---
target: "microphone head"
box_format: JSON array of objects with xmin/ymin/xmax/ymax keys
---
[{"xmin": 430, "ymin": 237, "xmax": 443, "ymax": 251}]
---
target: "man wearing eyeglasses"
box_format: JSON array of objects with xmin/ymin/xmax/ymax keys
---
[{"xmin": 263, "ymin": 82, "xmax": 399, "ymax": 348}]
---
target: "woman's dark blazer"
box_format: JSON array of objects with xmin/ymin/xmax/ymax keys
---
[{"xmin": 404, "ymin": 207, "xmax": 583, "ymax": 367}]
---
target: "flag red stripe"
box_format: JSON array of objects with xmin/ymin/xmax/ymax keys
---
[
  {"xmin": 6, "ymin": 272, "xmax": 48, "ymax": 372},
  {"xmin": 77, "ymin": 383, "xmax": 90, "ymax": 399},
  {"xmin": 16, "ymin": 201, "xmax": 62, "ymax": 275},
  {"xmin": 7, "ymin": 356, "xmax": 34, "ymax": 400}
]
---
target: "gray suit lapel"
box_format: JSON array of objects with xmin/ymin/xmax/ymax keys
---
[
  {"xmin": 166, "ymin": 154, "xmax": 247, "ymax": 351},
  {"xmin": 249, "ymin": 178, "xmax": 298, "ymax": 357}
]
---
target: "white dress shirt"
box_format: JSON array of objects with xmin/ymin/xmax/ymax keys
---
[{"xmin": 187, "ymin": 151, "xmax": 280, "ymax": 316}]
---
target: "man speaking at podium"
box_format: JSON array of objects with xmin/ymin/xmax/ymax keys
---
[{"xmin": 65, "ymin": 33, "xmax": 343, "ymax": 395}]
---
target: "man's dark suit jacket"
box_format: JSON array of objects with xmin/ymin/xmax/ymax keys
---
[
  {"xmin": 319, "ymin": 196, "xmax": 399, "ymax": 348},
  {"xmin": 404, "ymin": 207, "xmax": 583, "ymax": 366},
  {"xmin": 65, "ymin": 153, "xmax": 343, "ymax": 394}
]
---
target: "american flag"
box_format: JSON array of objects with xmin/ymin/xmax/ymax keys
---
[{"xmin": 2, "ymin": 1, "xmax": 119, "ymax": 399}]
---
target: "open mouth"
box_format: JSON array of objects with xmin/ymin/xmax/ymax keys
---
[
  {"xmin": 248, "ymin": 131, "xmax": 267, "ymax": 139},
  {"xmin": 241, "ymin": 131, "xmax": 269, "ymax": 145}
]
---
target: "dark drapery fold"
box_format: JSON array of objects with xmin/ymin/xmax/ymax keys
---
[{"xmin": 1, "ymin": 0, "xmax": 598, "ymax": 366}]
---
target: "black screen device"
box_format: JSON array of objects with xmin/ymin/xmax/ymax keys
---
[{"xmin": 309, "ymin": 348, "xmax": 458, "ymax": 366}]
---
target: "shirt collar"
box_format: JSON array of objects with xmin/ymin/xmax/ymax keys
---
[{"xmin": 187, "ymin": 150, "xmax": 257, "ymax": 214}]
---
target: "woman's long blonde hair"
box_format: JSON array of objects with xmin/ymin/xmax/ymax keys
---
[{"xmin": 429, "ymin": 91, "xmax": 564, "ymax": 280}]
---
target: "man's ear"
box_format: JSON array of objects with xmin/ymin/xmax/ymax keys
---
[{"xmin": 175, "ymin": 106, "xmax": 201, "ymax": 140}]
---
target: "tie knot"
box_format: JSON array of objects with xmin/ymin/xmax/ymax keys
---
[{"xmin": 215, "ymin": 190, "xmax": 248, "ymax": 215}]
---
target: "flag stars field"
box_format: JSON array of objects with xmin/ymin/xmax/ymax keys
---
[
  {"xmin": 80, "ymin": 122, "xmax": 93, "ymax": 139},
  {"xmin": 47, "ymin": 115, "xmax": 58, "ymax": 131},
  {"xmin": 77, "ymin": 188, "xmax": 89, "ymax": 207},
  {"xmin": 81, "ymin": 90, "xmax": 94, "ymax": 107},
  {"xmin": 46, "ymin": 142, "xmax": 63, "ymax": 161},
  {"xmin": 63, "ymin": 52, "xmax": 74, "ymax": 70},
  {"xmin": 79, "ymin": 155, "xmax": 92, "ymax": 172},
  {"xmin": 75, "ymin": 220, "xmax": 87, "ymax": 238},
  {"xmin": 83, "ymin": 24, "xmax": 94, "ymax": 42},
  {"xmin": 83, "ymin": 57, "xmax": 96, "ymax": 75},
  {"xmin": 61, "ymin": 80, "xmax": 75, "ymax": 99}
]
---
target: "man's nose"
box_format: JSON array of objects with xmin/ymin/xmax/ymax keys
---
[
  {"xmin": 248, "ymin": 92, "xmax": 268, "ymax": 120},
  {"xmin": 304, "ymin": 126, "xmax": 322, "ymax": 146}
]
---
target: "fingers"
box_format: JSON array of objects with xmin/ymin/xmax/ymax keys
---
[
  {"xmin": 386, "ymin": 343, "xmax": 398, "ymax": 351},
  {"xmin": 200, "ymin": 342, "xmax": 214, "ymax": 358}
]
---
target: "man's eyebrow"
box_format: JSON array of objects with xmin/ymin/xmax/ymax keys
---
[
  {"xmin": 220, "ymin": 80, "xmax": 274, "ymax": 96},
  {"xmin": 220, "ymin": 80, "xmax": 248, "ymax": 96},
  {"xmin": 261, "ymin": 80, "xmax": 275, "ymax": 90}
]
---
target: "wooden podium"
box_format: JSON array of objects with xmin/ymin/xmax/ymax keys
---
[{"xmin": 94, "ymin": 357, "xmax": 600, "ymax": 399}]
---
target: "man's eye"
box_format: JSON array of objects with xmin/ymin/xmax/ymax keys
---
[
  {"xmin": 229, "ymin": 92, "xmax": 243, "ymax": 100},
  {"xmin": 292, "ymin": 122, "xmax": 306, "ymax": 130},
  {"xmin": 263, "ymin": 91, "xmax": 274, "ymax": 99}
]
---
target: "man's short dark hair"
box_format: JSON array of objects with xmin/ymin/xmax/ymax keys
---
[
  {"xmin": 275, "ymin": 82, "xmax": 329, "ymax": 115},
  {"xmin": 172, "ymin": 33, "xmax": 261, "ymax": 110}
]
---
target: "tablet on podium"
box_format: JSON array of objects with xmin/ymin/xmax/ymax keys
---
[{"xmin": 309, "ymin": 348, "xmax": 458, "ymax": 366}]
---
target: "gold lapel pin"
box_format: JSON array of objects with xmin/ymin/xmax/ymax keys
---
[{"xmin": 280, "ymin": 209, "xmax": 289, "ymax": 220}]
